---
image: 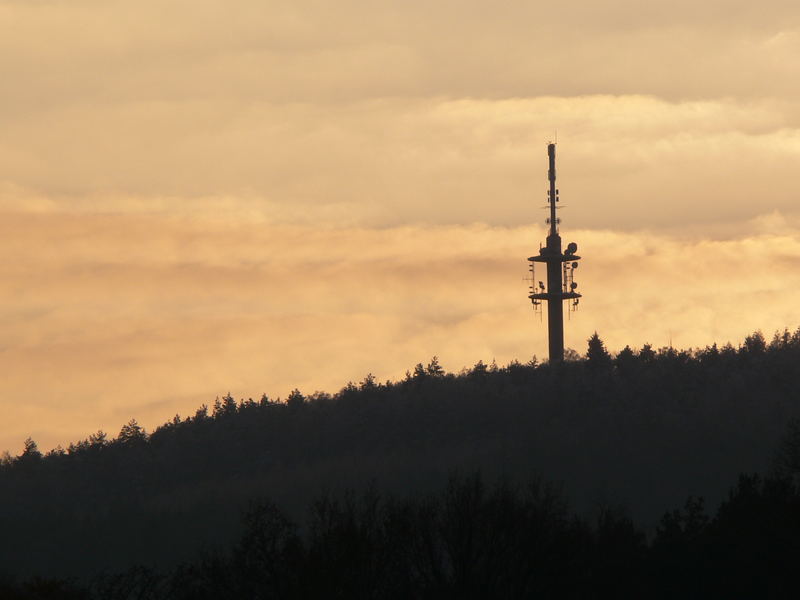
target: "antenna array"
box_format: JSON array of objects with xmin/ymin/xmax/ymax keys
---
[{"xmin": 527, "ymin": 143, "xmax": 582, "ymax": 362}]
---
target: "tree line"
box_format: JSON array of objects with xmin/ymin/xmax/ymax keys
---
[
  {"xmin": 2, "ymin": 467, "xmax": 800, "ymax": 598},
  {"xmin": 1, "ymin": 329, "xmax": 799, "ymax": 589}
]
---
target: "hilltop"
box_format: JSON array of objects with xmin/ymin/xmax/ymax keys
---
[{"xmin": 2, "ymin": 330, "xmax": 800, "ymax": 581}]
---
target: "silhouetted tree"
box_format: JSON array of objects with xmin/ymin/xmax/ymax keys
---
[
  {"xmin": 286, "ymin": 389, "xmax": 305, "ymax": 409},
  {"xmin": 88, "ymin": 430, "xmax": 108, "ymax": 448},
  {"xmin": 426, "ymin": 356, "xmax": 445, "ymax": 377},
  {"xmin": 193, "ymin": 404, "xmax": 210, "ymax": 422},
  {"xmin": 20, "ymin": 437, "xmax": 42, "ymax": 461},
  {"xmin": 117, "ymin": 419, "xmax": 147, "ymax": 444},
  {"xmin": 615, "ymin": 345, "xmax": 637, "ymax": 376},
  {"xmin": 412, "ymin": 363, "xmax": 427, "ymax": 380},
  {"xmin": 638, "ymin": 343, "xmax": 656, "ymax": 363},
  {"xmin": 212, "ymin": 394, "xmax": 237, "ymax": 418},
  {"xmin": 360, "ymin": 373, "xmax": 377, "ymax": 391},
  {"xmin": 470, "ymin": 360, "xmax": 488, "ymax": 377},
  {"xmin": 586, "ymin": 332, "xmax": 612, "ymax": 369},
  {"xmin": 742, "ymin": 331, "xmax": 767, "ymax": 355}
]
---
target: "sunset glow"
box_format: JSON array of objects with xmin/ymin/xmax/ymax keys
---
[{"xmin": 2, "ymin": 0, "xmax": 799, "ymax": 452}]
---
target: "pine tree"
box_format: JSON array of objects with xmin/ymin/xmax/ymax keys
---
[
  {"xmin": 21, "ymin": 437, "xmax": 42, "ymax": 460},
  {"xmin": 615, "ymin": 345, "xmax": 637, "ymax": 375},
  {"xmin": 426, "ymin": 356, "xmax": 445, "ymax": 377},
  {"xmin": 117, "ymin": 419, "xmax": 147, "ymax": 444},
  {"xmin": 587, "ymin": 332, "xmax": 612, "ymax": 369},
  {"xmin": 287, "ymin": 389, "xmax": 305, "ymax": 408}
]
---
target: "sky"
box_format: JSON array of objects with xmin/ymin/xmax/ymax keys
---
[{"xmin": 2, "ymin": 0, "xmax": 800, "ymax": 453}]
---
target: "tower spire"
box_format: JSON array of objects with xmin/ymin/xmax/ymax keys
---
[
  {"xmin": 548, "ymin": 142, "xmax": 558, "ymax": 237},
  {"xmin": 527, "ymin": 143, "xmax": 582, "ymax": 363}
]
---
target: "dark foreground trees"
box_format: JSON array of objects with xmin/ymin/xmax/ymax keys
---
[
  {"xmin": 4, "ymin": 470, "xmax": 800, "ymax": 599},
  {"xmin": 161, "ymin": 475, "xmax": 649, "ymax": 599}
]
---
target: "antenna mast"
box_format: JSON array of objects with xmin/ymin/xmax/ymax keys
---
[{"xmin": 527, "ymin": 143, "xmax": 581, "ymax": 363}]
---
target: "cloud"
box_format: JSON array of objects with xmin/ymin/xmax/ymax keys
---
[
  {"xmin": 2, "ymin": 1, "xmax": 800, "ymax": 453},
  {"xmin": 2, "ymin": 95, "xmax": 800, "ymax": 232},
  {"xmin": 0, "ymin": 1, "xmax": 799, "ymax": 230},
  {"xmin": 2, "ymin": 1, "xmax": 799, "ymax": 106},
  {"xmin": 1, "ymin": 210, "xmax": 799, "ymax": 453}
]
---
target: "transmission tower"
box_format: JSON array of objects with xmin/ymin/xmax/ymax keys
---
[{"xmin": 527, "ymin": 143, "xmax": 581, "ymax": 362}]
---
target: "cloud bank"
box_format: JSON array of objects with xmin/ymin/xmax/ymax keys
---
[
  {"xmin": 2, "ymin": 212, "xmax": 799, "ymax": 452},
  {"xmin": 1, "ymin": 1, "xmax": 799, "ymax": 229},
  {"xmin": 2, "ymin": 1, "xmax": 800, "ymax": 451}
]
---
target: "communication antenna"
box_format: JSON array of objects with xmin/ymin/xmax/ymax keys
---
[{"xmin": 526, "ymin": 143, "xmax": 582, "ymax": 363}]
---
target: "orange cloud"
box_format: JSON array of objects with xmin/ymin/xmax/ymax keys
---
[
  {"xmin": 2, "ymin": 0, "xmax": 800, "ymax": 455},
  {"xmin": 1, "ymin": 211, "xmax": 799, "ymax": 453}
]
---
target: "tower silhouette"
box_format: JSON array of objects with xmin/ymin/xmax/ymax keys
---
[{"xmin": 527, "ymin": 143, "xmax": 581, "ymax": 363}]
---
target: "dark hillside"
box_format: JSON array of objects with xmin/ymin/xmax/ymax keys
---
[{"xmin": 2, "ymin": 329, "xmax": 799, "ymax": 579}]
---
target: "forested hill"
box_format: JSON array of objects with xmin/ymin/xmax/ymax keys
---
[{"xmin": 2, "ymin": 330, "xmax": 800, "ymax": 581}]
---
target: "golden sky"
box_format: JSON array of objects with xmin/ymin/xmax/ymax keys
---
[{"xmin": 2, "ymin": 0, "xmax": 800, "ymax": 452}]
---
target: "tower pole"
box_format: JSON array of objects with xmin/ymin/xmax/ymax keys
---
[
  {"xmin": 527, "ymin": 143, "xmax": 581, "ymax": 363},
  {"xmin": 545, "ymin": 144, "xmax": 564, "ymax": 361}
]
